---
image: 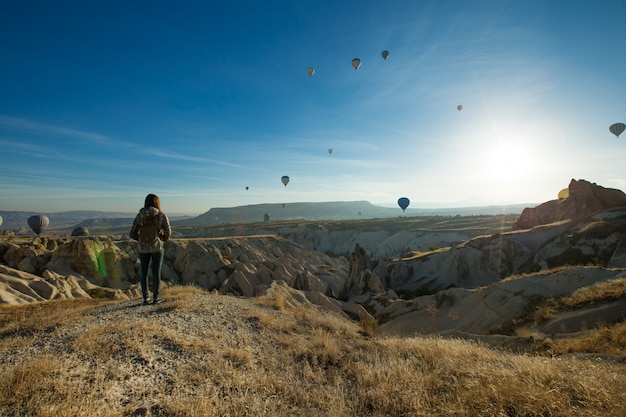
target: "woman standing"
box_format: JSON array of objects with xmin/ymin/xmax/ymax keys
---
[{"xmin": 130, "ymin": 194, "xmax": 171, "ymax": 304}]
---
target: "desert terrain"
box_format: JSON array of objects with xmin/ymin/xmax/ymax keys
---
[{"xmin": 1, "ymin": 179, "xmax": 625, "ymax": 415}]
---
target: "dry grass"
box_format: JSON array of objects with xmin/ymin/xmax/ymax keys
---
[
  {"xmin": 543, "ymin": 320, "xmax": 626, "ymax": 359},
  {"xmin": 0, "ymin": 298, "xmax": 114, "ymax": 355},
  {"xmin": 534, "ymin": 278, "xmax": 626, "ymax": 324},
  {"xmin": 560, "ymin": 278, "xmax": 626, "ymax": 307},
  {"xmin": 1, "ymin": 286, "xmax": 625, "ymax": 416}
]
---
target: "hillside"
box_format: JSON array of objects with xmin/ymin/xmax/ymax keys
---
[
  {"xmin": 0, "ymin": 210, "xmax": 134, "ymax": 233},
  {"xmin": 181, "ymin": 201, "xmax": 530, "ymax": 226},
  {"xmin": 1, "ymin": 286, "xmax": 624, "ymax": 416},
  {"xmin": 0, "ymin": 201, "xmax": 529, "ymax": 235}
]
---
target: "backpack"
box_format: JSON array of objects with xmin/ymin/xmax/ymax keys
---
[{"xmin": 138, "ymin": 221, "xmax": 161, "ymax": 253}]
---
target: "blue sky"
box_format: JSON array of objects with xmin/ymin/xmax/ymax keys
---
[{"xmin": 1, "ymin": 0, "xmax": 625, "ymax": 215}]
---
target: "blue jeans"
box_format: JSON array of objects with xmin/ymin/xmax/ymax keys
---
[{"xmin": 139, "ymin": 249, "xmax": 164, "ymax": 300}]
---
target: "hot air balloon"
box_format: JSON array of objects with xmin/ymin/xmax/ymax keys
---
[
  {"xmin": 245, "ymin": 186, "xmax": 249, "ymax": 190},
  {"xmin": 351, "ymin": 58, "xmax": 361, "ymax": 70},
  {"xmin": 398, "ymin": 197, "xmax": 410, "ymax": 212},
  {"xmin": 558, "ymin": 188, "xmax": 569, "ymax": 200},
  {"xmin": 381, "ymin": 50, "xmax": 389, "ymax": 60},
  {"xmin": 307, "ymin": 67, "xmax": 315, "ymax": 77},
  {"xmin": 328, "ymin": 148, "xmax": 333, "ymax": 155},
  {"xmin": 609, "ymin": 122, "xmax": 626, "ymax": 138},
  {"xmin": 28, "ymin": 214, "xmax": 49, "ymax": 235},
  {"xmin": 457, "ymin": 105, "xmax": 463, "ymax": 111},
  {"xmin": 281, "ymin": 176, "xmax": 290, "ymax": 187},
  {"xmin": 71, "ymin": 227, "xmax": 89, "ymax": 237}
]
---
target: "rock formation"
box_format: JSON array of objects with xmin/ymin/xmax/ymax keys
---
[
  {"xmin": 0, "ymin": 264, "xmax": 136, "ymax": 304},
  {"xmin": 2, "ymin": 183, "xmax": 626, "ymax": 341},
  {"xmin": 375, "ymin": 267, "xmax": 626, "ymax": 337},
  {"xmin": 339, "ymin": 244, "xmax": 385, "ymax": 301},
  {"xmin": 0, "ymin": 235, "xmax": 350, "ymax": 306},
  {"xmin": 513, "ymin": 179, "xmax": 626, "ymax": 230}
]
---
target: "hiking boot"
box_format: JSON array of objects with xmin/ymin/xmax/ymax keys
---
[
  {"xmin": 143, "ymin": 298, "xmax": 152, "ymax": 305},
  {"xmin": 153, "ymin": 297, "xmax": 164, "ymax": 305}
]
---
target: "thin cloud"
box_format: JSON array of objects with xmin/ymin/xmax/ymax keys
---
[
  {"xmin": 146, "ymin": 149, "xmax": 244, "ymax": 168},
  {"xmin": 0, "ymin": 114, "xmax": 130, "ymax": 147},
  {"xmin": 0, "ymin": 138, "xmax": 137, "ymax": 171},
  {"xmin": 0, "ymin": 138, "xmax": 61, "ymax": 158}
]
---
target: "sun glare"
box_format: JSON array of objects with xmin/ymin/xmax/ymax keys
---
[{"xmin": 483, "ymin": 141, "xmax": 533, "ymax": 182}]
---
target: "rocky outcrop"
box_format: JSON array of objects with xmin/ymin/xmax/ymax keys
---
[
  {"xmin": 0, "ymin": 264, "xmax": 135, "ymax": 304},
  {"xmin": 266, "ymin": 280, "xmax": 375, "ymax": 322},
  {"xmin": 513, "ymin": 179, "xmax": 626, "ymax": 230},
  {"xmin": 366, "ymin": 208, "xmax": 626, "ymax": 298},
  {"xmin": 0, "ymin": 235, "xmax": 350, "ymax": 308},
  {"xmin": 339, "ymin": 244, "xmax": 385, "ymax": 301},
  {"xmin": 375, "ymin": 267, "xmax": 626, "ymax": 337}
]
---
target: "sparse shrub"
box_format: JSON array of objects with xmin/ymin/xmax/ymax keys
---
[
  {"xmin": 534, "ymin": 303, "xmax": 557, "ymax": 324},
  {"xmin": 359, "ymin": 318, "xmax": 378, "ymax": 336},
  {"xmin": 272, "ymin": 291, "xmax": 287, "ymax": 311},
  {"xmin": 545, "ymin": 320, "xmax": 626, "ymax": 359},
  {"xmin": 256, "ymin": 287, "xmax": 288, "ymax": 311}
]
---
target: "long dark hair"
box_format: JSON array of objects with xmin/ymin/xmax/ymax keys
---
[{"xmin": 144, "ymin": 194, "xmax": 162, "ymax": 211}]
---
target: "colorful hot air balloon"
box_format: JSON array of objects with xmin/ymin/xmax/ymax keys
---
[
  {"xmin": 398, "ymin": 197, "xmax": 410, "ymax": 212},
  {"xmin": 381, "ymin": 50, "xmax": 389, "ymax": 60},
  {"xmin": 328, "ymin": 148, "xmax": 333, "ymax": 155},
  {"xmin": 307, "ymin": 67, "xmax": 315, "ymax": 77},
  {"xmin": 609, "ymin": 122, "xmax": 626, "ymax": 138},
  {"xmin": 457, "ymin": 105, "xmax": 463, "ymax": 111},
  {"xmin": 28, "ymin": 214, "xmax": 49, "ymax": 235},
  {"xmin": 351, "ymin": 58, "xmax": 361, "ymax": 70},
  {"xmin": 281, "ymin": 176, "xmax": 290, "ymax": 187}
]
